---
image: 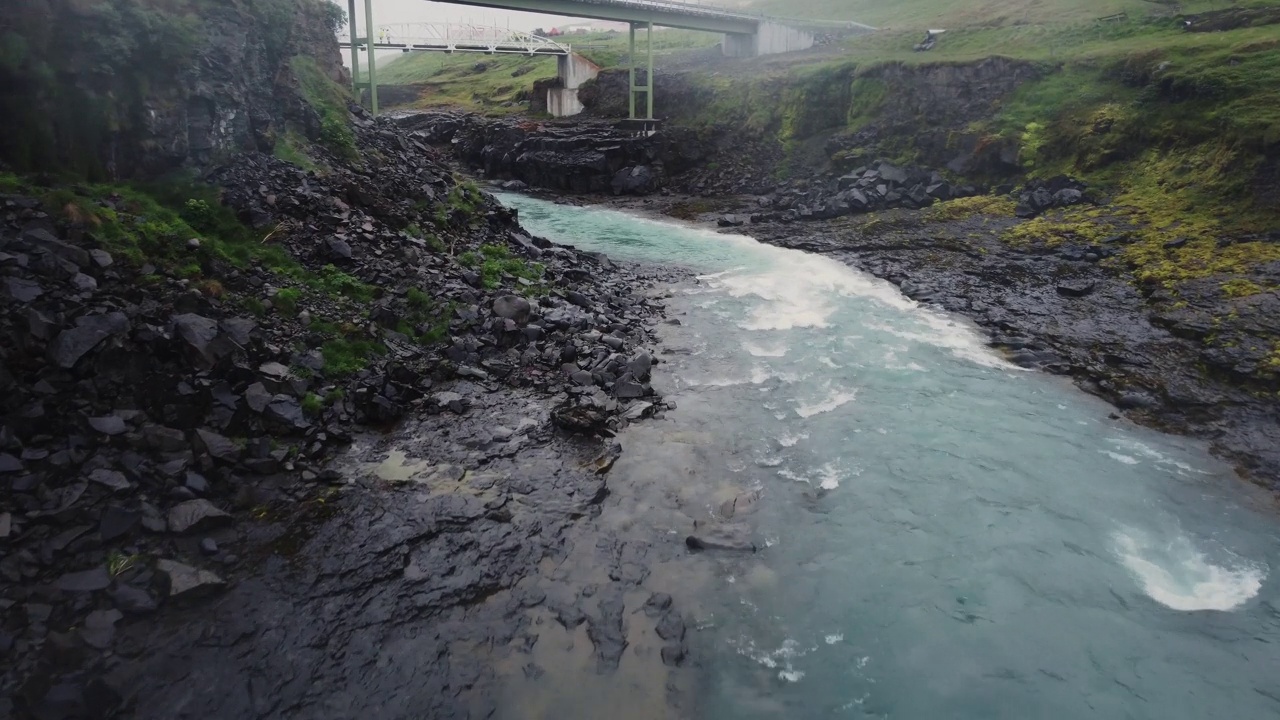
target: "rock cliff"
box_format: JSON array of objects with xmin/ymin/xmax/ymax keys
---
[{"xmin": 0, "ymin": 0, "xmax": 348, "ymax": 179}]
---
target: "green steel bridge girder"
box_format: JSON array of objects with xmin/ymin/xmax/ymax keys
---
[{"xmin": 348, "ymin": 0, "xmax": 378, "ymax": 115}]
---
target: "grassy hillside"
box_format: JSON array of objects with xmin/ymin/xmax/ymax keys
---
[
  {"xmin": 750, "ymin": 0, "xmax": 1264, "ymax": 28},
  {"xmin": 371, "ymin": 28, "xmax": 720, "ymax": 113},
  {"xmin": 372, "ymin": 52, "xmax": 557, "ymax": 113}
]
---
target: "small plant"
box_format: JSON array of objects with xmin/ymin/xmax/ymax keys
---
[
  {"xmin": 321, "ymin": 337, "xmax": 386, "ymax": 376},
  {"xmin": 274, "ymin": 287, "xmax": 302, "ymax": 315},
  {"xmin": 301, "ymin": 392, "xmax": 324, "ymax": 416},
  {"xmin": 406, "ymin": 287, "xmax": 432, "ymax": 309},
  {"xmin": 108, "ymin": 551, "xmax": 140, "ymax": 577}
]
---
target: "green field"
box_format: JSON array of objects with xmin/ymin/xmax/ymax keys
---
[
  {"xmin": 371, "ymin": 28, "xmax": 720, "ymax": 113},
  {"xmin": 749, "ymin": 0, "xmax": 1268, "ymax": 28}
]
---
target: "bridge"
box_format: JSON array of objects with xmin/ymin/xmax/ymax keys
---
[
  {"xmin": 338, "ymin": 23, "xmax": 573, "ymax": 56},
  {"xmin": 342, "ymin": 0, "xmax": 871, "ymax": 122}
]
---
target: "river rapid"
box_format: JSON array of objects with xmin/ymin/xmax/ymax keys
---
[{"xmin": 498, "ymin": 194, "xmax": 1280, "ymax": 720}]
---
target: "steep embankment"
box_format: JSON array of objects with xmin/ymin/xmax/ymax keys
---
[
  {"xmin": 0, "ymin": 0, "xmax": 350, "ymax": 179},
  {"xmin": 1, "ymin": 2, "xmax": 679, "ymax": 717}
]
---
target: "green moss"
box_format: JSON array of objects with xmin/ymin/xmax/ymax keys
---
[
  {"xmin": 457, "ymin": 244, "xmax": 544, "ymax": 289},
  {"xmin": 926, "ymin": 195, "xmax": 1017, "ymax": 222},
  {"xmin": 301, "ymin": 392, "xmax": 323, "ymax": 416},
  {"xmin": 307, "ymin": 264, "xmax": 374, "ymax": 301},
  {"xmin": 1221, "ymin": 278, "xmax": 1266, "ymax": 298},
  {"xmin": 321, "ymin": 337, "xmax": 387, "ymax": 376},
  {"xmin": 291, "ymin": 55, "xmax": 356, "ymax": 161},
  {"xmin": 274, "ymin": 288, "xmax": 302, "ymax": 315},
  {"xmin": 273, "ymin": 127, "xmax": 320, "ymax": 172}
]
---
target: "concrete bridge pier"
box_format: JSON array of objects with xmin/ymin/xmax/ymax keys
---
[
  {"xmin": 547, "ymin": 53, "xmax": 600, "ymax": 117},
  {"xmin": 723, "ymin": 22, "xmax": 816, "ymax": 57}
]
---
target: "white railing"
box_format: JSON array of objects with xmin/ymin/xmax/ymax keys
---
[{"xmin": 347, "ymin": 23, "xmax": 573, "ymax": 55}]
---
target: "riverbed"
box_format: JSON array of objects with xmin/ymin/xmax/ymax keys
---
[{"xmin": 499, "ymin": 193, "xmax": 1280, "ymax": 719}]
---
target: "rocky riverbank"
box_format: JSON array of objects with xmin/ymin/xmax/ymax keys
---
[
  {"xmin": 0, "ymin": 105, "xmax": 701, "ymax": 718},
  {"xmin": 397, "ymin": 108, "xmax": 1278, "ymax": 495}
]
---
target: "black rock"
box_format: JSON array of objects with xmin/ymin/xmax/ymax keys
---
[
  {"xmin": 326, "ymin": 237, "xmax": 354, "ymax": 261},
  {"xmin": 55, "ymin": 567, "xmax": 111, "ymax": 592},
  {"xmin": 172, "ymin": 313, "xmax": 223, "ymax": 368},
  {"xmin": 47, "ymin": 312, "xmax": 130, "ymax": 369},
  {"xmin": 167, "ymin": 499, "xmax": 231, "ymax": 534},
  {"xmin": 111, "ymin": 584, "xmax": 158, "ymax": 615},
  {"xmin": 686, "ymin": 524, "xmax": 756, "ymax": 552},
  {"xmin": 655, "ymin": 610, "xmax": 685, "ymax": 642},
  {"xmin": 87, "ymin": 415, "xmax": 127, "ymax": 436},
  {"xmin": 99, "ymin": 506, "xmax": 141, "ymax": 541},
  {"xmin": 492, "ymin": 294, "xmax": 531, "ymax": 323},
  {"xmin": 1056, "ymin": 280, "xmax": 1097, "ymax": 298}
]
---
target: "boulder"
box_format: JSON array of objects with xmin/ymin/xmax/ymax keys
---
[
  {"xmin": 686, "ymin": 524, "xmax": 755, "ymax": 552},
  {"xmin": 194, "ymin": 428, "xmax": 240, "ymax": 462},
  {"xmin": 166, "ymin": 499, "xmax": 231, "ymax": 534},
  {"xmin": 47, "ymin": 312, "xmax": 130, "ymax": 369},
  {"xmin": 492, "ymin": 294, "xmax": 531, "ymax": 323},
  {"xmin": 172, "ymin": 313, "xmax": 223, "ymax": 367},
  {"xmin": 326, "ymin": 237, "xmax": 354, "ymax": 261},
  {"xmin": 155, "ymin": 559, "xmax": 226, "ymax": 599},
  {"xmin": 1056, "ymin": 280, "xmax": 1096, "ymax": 298}
]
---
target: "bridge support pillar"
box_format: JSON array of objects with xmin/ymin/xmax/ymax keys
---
[
  {"xmin": 723, "ymin": 22, "xmax": 816, "ymax": 58},
  {"xmin": 349, "ymin": 0, "xmax": 379, "ymax": 115},
  {"xmin": 628, "ymin": 21, "xmax": 654, "ymax": 121}
]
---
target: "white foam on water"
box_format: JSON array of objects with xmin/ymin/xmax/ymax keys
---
[
  {"xmin": 778, "ymin": 670, "xmax": 805, "ymax": 683},
  {"xmin": 795, "ymin": 383, "xmax": 857, "ymax": 418},
  {"xmin": 864, "ymin": 317, "xmax": 1018, "ymax": 371},
  {"xmin": 687, "ymin": 376, "xmax": 749, "ymax": 388},
  {"xmin": 744, "ymin": 341, "xmax": 789, "ymax": 358},
  {"xmin": 818, "ymin": 356, "xmax": 842, "ymax": 368},
  {"xmin": 778, "ymin": 462, "xmax": 855, "ymax": 490},
  {"xmin": 825, "ymin": 634, "xmax": 844, "ymax": 645},
  {"xmin": 1109, "ymin": 438, "xmax": 1207, "ymax": 475},
  {"xmin": 777, "ymin": 468, "xmax": 811, "ymax": 485},
  {"xmin": 778, "ymin": 432, "xmax": 809, "ymax": 448},
  {"xmin": 1112, "ymin": 529, "xmax": 1265, "ymax": 612},
  {"xmin": 1100, "ymin": 450, "xmax": 1140, "ymax": 465},
  {"xmin": 816, "ymin": 463, "xmax": 847, "ymax": 490},
  {"xmin": 756, "ymin": 455, "xmax": 785, "ymax": 468},
  {"xmin": 696, "ymin": 268, "xmax": 744, "ymax": 281}
]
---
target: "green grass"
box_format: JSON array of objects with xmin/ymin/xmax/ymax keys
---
[
  {"xmin": 748, "ymin": 0, "xmax": 1266, "ymax": 29},
  {"xmin": 273, "ymin": 127, "xmax": 320, "ymax": 172},
  {"xmin": 458, "ymin": 243, "xmax": 545, "ymax": 290},
  {"xmin": 309, "ymin": 263, "xmax": 375, "ymax": 301},
  {"xmin": 374, "ymin": 53, "xmax": 556, "ymax": 113},
  {"xmin": 274, "ymin": 288, "xmax": 302, "ymax": 315},
  {"xmin": 321, "ymin": 336, "xmax": 386, "ymax": 376},
  {"xmin": 23, "ymin": 173, "xmax": 300, "ymax": 278},
  {"xmin": 371, "ymin": 28, "xmax": 720, "ymax": 112},
  {"xmin": 291, "ymin": 55, "xmax": 356, "ymax": 160}
]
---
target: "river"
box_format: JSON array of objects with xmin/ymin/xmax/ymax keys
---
[{"xmin": 497, "ymin": 193, "xmax": 1280, "ymax": 720}]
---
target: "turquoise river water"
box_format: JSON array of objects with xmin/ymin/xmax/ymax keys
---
[{"xmin": 497, "ymin": 194, "xmax": 1280, "ymax": 720}]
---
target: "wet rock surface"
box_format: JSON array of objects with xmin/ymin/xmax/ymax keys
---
[{"xmin": 0, "ymin": 109, "xmax": 691, "ymax": 717}]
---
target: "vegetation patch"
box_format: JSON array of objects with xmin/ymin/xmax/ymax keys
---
[
  {"xmin": 458, "ymin": 243, "xmax": 545, "ymax": 290},
  {"xmin": 321, "ymin": 336, "xmax": 387, "ymax": 377},
  {"xmin": 291, "ymin": 55, "xmax": 357, "ymax": 161},
  {"xmin": 926, "ymin": 194, "xmax": 1017, "ymax": 222}
]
